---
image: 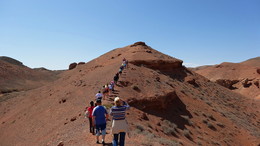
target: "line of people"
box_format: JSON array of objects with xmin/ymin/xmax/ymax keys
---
[{"xmin": 85, "ymin": 58, "xmax": 130, "ymax": 146}]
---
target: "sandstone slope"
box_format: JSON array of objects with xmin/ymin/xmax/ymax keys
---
[
  {"xmin": 0, "ymin": 56, "xmax": 61, "ymax": 98},
  {"xmin": 0, "ymin": 43, "xmax": 259, "ymax": 146},
  {"xmin": 194, "ymin": 57, "xmax": 260, "ymax": 99}
]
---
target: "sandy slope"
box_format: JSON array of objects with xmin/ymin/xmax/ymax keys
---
[
  {"xmin": 194, "ymin": 57, "xmax": 260, "ymax": 99},
  {"xmin": 0, "ymin": 43, "xmax": 259, "ymax": 146},
  {"xmin": 0, "ymin": 57, "xmax": 61, "ymax": 97}
]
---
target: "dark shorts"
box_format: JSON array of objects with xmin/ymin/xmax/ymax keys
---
[{"xmin": 95, "ymin": 124, "xmax": 106, "ymax": 136}]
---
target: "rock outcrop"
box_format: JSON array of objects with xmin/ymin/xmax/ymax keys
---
[
  {"xmin": 130, "ymin": 41, "xmax": 147, "ymax": 47},
  {"xmin": 215, "ymin": 79, "xmax": 239, "ymax": 89},
  {"xmin": 69, "ymin": 62, "xmax": 77, "ymax": 70}
]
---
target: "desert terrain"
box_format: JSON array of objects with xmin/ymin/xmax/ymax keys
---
[
  {"xmin": 0, "ymin": 42, "xmax": 259, "ymax": 146},
  {"xmin": 193, "ymin": 57, "xmax": 260, "ymax": 99}
]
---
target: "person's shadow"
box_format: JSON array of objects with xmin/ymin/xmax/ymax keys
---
[{"xmin": 102, "ymin": 142, "xmax": 112, "ymax": 146}]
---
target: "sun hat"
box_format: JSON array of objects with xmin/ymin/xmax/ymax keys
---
[{"xmin": 114, "ymin": 97, "xmax": 120, "ymax": 102}]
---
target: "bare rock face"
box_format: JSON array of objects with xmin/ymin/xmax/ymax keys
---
[
  {"xmin": 69, "ymin": 63, "xmax": 77, "ymax": 70},
  {"xmin": 130, "ymin": 60, "xmax": 183, "ymax": 72},
  {"xmin": 185, "ymin": 76, "xmax": 199, "ymax": 87},
  {"xmin": 253, "ymin": 80, "xmax": 259, "ymax": 88},
  {"xmin": 130, "ymin": 41, "xmax": 147, "ymax": 47},
  {"xmin": 215, "ymin": 79, "xmax": 239, "ymax": 89},
  {"xmin": 78, "ymin": 62, "xmax": 85, "ymax": 65},
  {"xmin": 128, "ymin": 91, "xmax": 178, "ymax": 110},
  {"xmin": 242, "ymin": 78, "xmax": 252, "ymax": 88},
  {"xmin": 257, "ymin": 68, "xmax": 260, "ymax": 74}
]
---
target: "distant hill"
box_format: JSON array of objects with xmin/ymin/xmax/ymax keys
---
[
  {"xmin": 240, "ymin": 56, "xmax": 260, "ymax": 67},
  {"xmin": 0, "ymin": 56, "xmax": 24, "ymax": 66},
  {"xmin": 194, "ymin": 57, "xmax": 260, "ymax": 99},
  {"xmin": 0, "ymin": 57, "xmax": 61, "ymax": 96}
]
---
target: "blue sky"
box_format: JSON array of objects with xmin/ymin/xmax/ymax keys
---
[{"xmin": 0, "ymin": 0, "xmax": 259, "ymax": 70}]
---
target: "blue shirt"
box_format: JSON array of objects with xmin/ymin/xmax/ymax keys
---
[
  {"xmin": 110, "ymin": 103, "xmax": 130, "ymax": 120},
  {"xmin": 92, "ymin": 106, "xmax": 108, "ymax": 125}
]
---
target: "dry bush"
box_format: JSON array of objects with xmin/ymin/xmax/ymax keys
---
[
  {"xmin": 161, "ymin": 120, "xmax": 178, "ymax": 137},
  {"xmin": 181, "ymin": 115, "xmax": 193, "ymax": 126},
  {"xmin": 207, "ymin": 122, "xmax": 217, "ymax": 131},
  {"xmin": 216, "ymin": 122, "xmax": 225, "ymax": 128},
  {"xmin": 183, "ymin": 129, "xmax": 192, "ymax": 140},
  {"xmin": 157, "ymin": 138, "xmax": 179, "ymax": 146}
]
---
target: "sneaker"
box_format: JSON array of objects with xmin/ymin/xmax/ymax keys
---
[
  {"xmin": 102, "ymin": 140, "xmax": 105, "ymax": 145},
  {"xmin": 96, "ymin": 141, "xmax": 99, "ymax": 144}
]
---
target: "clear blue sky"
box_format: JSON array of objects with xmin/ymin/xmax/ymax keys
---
[{"xmin": 0, "ymin": 0, "xmax": 259, "ymax": 70}]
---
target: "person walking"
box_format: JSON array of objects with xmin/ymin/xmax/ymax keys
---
[
  {"xmin": 95, "ymin": 91, "xmax": 103, "ymax": 100},
  {"xmin": 92, "ymin": 99, "xmax": 109, "ymax": 144},
  {"xmin": 110, "ymin": 97, "xmax": 130, "ymax": 146},
  {"xmin": 85, "ymin": 101, "xmax": 95, "ymax": 135},
  {"xmin": 113, "ymin": 73, "xmax": 119, "ymax": 85}
]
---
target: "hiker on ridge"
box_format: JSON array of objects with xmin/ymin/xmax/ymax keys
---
[
  {"xmin": 114, "ymin": 73, "xmax": 119, "ymax": 85},
  {"xmin": 110, "ymin": 81, "xmax": 115, "ymax": 92},
  {"xmin": 85, "ymin": 101, "xmax": 95, "ymax": 135},
  {"xmin": 92, "ymin": 99, "xmax": 109, "ymax": 144},
  {"xmin": 108, "ymin": 83, "xmax": 113, "ymax": 95},
  {"xmin": 102, "ymin": 85, "xmax": 109, "ymax": 99},
  {"xmin": 125, "ymin": 60, "xmax": 128, "ymax": 68},
  {"xmin": 110, "ymin": 97, "xmax": 130, "ymax": 146},
  {"xmin": 95, "ymin": 91, "xmax": 103, "ymax": 100}
]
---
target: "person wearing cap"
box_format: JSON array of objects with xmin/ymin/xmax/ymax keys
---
[
  {"xmin": 85, "ymin": 101, "xmax": 95, "ymax": 135},
  {"xmin": 92, "ymin": 99, "xmax": 108, "ymax": 144},
  {"xmin": 110, "ymin": 97, "xmax": 130, "ymax": 146}
]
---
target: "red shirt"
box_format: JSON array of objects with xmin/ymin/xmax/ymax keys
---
[{"xmin": 87, "ymin": 106, "xmax": 95, "ymax": 118}]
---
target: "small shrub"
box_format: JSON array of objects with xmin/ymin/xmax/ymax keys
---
[
  {"xmin": 132, "ymin": 85, "xmax": 141, "ymax": 92},
  {"xmin": 208, "ymin": 115, "xmax": 216, "ymax": 121},
  {"xmin": 197, "ymin": 141, "xmax": 202, "ymax": 146},
  {"xmin": 207, "ymin": 122, "xmax": 217, "ymax": 131},
  {"xmin": 145, "ymin": 132, "xmax": 156, "ymax": 139},
  {"xmin": 161, "ymin": 120, "xmax": 178, "ymax": 136},
  {"xmin": 157, "ymin": 138, "xmax": 179, "ymax": 146},
  {"xmin": 181, "ymin": 115, "xmax": 193, "ymax": 126},
  {"xmin": 206, "ymin": 101, "xmax": 212, "ymax": 106},
  {"xmin": 162, "ymin": 120, "xmax": 177, "ymax": 128},
  {"xmin": 136, "ymin": 124, "xmax": 145, "ymax": 133},
  {"xmin": 162, "ymin": 125, "xmax": 178, "ymax": 136},
  {"xmin": 216, "ymin": 122, "xmax": 225, "ymax": 128},
  {"xmin": 202, "ymin": 119, "xmax": 208, "ymax": 124},
  {"xmin": 183, "ymin": 129, "xmax": 192, "ymax": 140}
]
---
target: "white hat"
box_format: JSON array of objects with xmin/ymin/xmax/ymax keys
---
[{"xmin": 114, "ymin": 97, "xmax": 120, "ymax": 102}]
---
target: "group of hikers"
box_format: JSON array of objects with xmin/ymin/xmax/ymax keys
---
[{"xmin": 85, "ymin": 58, "xmax": 130, "ymax": 146}]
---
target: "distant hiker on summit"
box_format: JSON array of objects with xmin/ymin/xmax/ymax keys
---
[
  {"xmin": 110, "ymin": 97, "xmax": 130, "ymax": 146},
  {"xmin": 85, "ymin": 101, "xmax": 95, "ymax": 135},
  {"xmin": 92, "ymin": 99, "xmax": 109, "ymax": 144}
]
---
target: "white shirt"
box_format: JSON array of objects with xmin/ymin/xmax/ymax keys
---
[{"xmin": 95, "ymin": 93, "xmax": 103, "ymax": 99}]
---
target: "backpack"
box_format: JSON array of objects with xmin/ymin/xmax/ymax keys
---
[{"xmin": 85, "ymin": 110, "xmax": 89, "ymax": 118}]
